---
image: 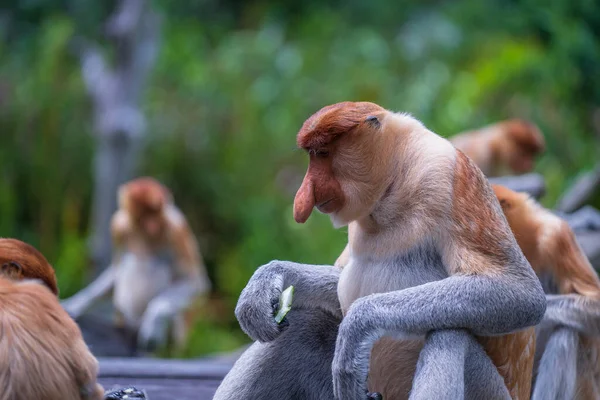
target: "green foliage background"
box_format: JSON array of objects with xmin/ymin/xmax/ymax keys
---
[{"xmin": 1, "ymin": 0, "xmax": 599, "ymax": 356}]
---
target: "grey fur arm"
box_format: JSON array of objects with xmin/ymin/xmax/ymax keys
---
[
  {"xmin": 61, "ymin": 265, "xmax": 116, "ymax": 319},
  {"xmin": 332, "ymin": 275, "xmax": 546, "ymax": 400},
  {"xmin": 138, "ymin": 278, "xmax": 208, "ymax": 348},
  {"xmin": 235, "ymin": 260, "xmax": 342, "ymax": 343},
  {"xmin": 544, "ymin": 294, "xmax": 600, "ymax": 336}
]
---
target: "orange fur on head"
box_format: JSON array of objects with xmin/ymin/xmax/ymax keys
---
[
  {"xmin": 0, "ymin": 238, "xmax": 58, "ymax": 295},
  {"xmin": 0, "ymin": 239, "xmax": 104, "ymax": 400},
  {"xmin": 294, "ymin": 102, "xmax": 389, "ymax": 225},
  {"xmin": 451, "ymin": 119, "xmax": 545, "ymax": 177},
  {"xmin": 119, "ymin": 177, "xmax": 173, "ymax": 238}
]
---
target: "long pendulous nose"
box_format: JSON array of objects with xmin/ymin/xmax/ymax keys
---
[{"xmin": 293, "ymin": 173, "xmax": 315, "ymax": 223}]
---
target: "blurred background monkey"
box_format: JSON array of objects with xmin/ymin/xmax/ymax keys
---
[
  {"xmin": 0, "ymin": 238, "xmax": 105, "ymax": 400},
  {"xmin": 493, "ymin": 185, "xmax": 600, "ymax": 400},
  {"xmin": 450, "ymin": 119, "xmax": 546, "ymax": 177},
  {"xmin": 62, "ymin": 177, "xmax": 211, "ymax": 352}
]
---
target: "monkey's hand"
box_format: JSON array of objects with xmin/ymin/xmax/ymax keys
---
[
  {"xmin": 332, "ymin": 302, "xmax": 376, "ymax": 400},
  {"xmin": 235, "ymin": 260, "xmax": 341, "ymax": 343},
  {"xmin": 138, "ymin": 308, "xmax": 169, "ymax": 352}
]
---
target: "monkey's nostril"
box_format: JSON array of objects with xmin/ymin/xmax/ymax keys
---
[{"xmin": 317, "ymin": 198, "xmax": 334, "ymax": 208}]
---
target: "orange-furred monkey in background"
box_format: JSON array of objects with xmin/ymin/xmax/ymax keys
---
[
  {"xmin": 493, "ymin": 185, "xmax": 600, "ymax": 400},
  {"xmin": 451, "ymin": 119, "xmax": 545, "ymax": 177},
  {"xmin": 62, "ymin": 177, "xmax": 211, "ymax": 352},
  {"xmin": 215, "ymin": 102, "xmax": 546, "ymax": 400},
  {"xmin": 0, "ymin": 238, "xmax": 104, "ymax": 400}
]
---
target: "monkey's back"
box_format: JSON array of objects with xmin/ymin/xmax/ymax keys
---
[{"xmin": 0, "ymin": 279, "xmax": 103, "ymax": 400}]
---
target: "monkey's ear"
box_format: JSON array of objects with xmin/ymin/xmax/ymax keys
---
[
  {"xmin": 365, "ymin": 115, "xmax": 380, "ymax": 128},
  {"xmin": 1, "ymin": 261, "xmax": 23, "ymax": 280}
]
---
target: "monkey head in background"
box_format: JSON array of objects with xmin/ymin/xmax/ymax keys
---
[
  {"xmin": 62, "ymin": 177, "xmax": 211, "ymax": 354},
  {"xmin": 0, "ymin": 238, "xmax": 105, "ymax": 400},
  {"xmin": 451, "ymin": 119, "xmax": 545, "ymax": 177}
]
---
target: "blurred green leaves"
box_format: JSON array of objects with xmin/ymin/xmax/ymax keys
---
[{"xmin": 1, "ymin": 0, "xmax": 600, "ymax": 355}]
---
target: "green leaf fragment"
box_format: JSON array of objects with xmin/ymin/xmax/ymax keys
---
[{"xmin": 274, "ymin": 285, "xmax": 295, "ymax": 324}]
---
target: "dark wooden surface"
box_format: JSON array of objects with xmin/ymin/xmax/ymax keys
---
[{"xmin": 99, "ymin": 358, "xmax": 235, "ymax": 400}]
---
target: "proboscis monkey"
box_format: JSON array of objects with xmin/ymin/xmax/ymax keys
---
[
  {"xmin": 0, "ymin": 238, "xmax": 105, "ymax": 400},
  {"xmin": 450, "ymin": 119, "xmax": 545, "ymax": 177},
  {"xmin": 215, "ymin": 102, "xmax": 546, "ymax": 400},
  {"xmin": 62, "ymin": 177, "xmax": 211, "ymax": 351},
  {"xmin": 493, "ymin": 184, "xmax": 600, "ymax": 400}
]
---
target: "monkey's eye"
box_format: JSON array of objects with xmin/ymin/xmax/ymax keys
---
[
  {"xmin": 311, "ymin": 149, "xmax": 329, "ymax": 158},
  {"xmin": 1, "ymin": 261, "xmax": 22, "ymax": 274}
]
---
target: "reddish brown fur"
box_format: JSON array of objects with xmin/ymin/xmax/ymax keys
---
[
  {"xmin": 493, "ymin": 184, "xmax": 600, "ymax": 398},
  {"xmin": 296, "ymin": 101, "xmax": 385, "ymax": 150},
  {"xmin": 0, "ymin": 239, "xmax": 103, "ymax": 400},
  {"xmin": 451, "ymin": 119, "xmax": 545, "ymax": 177},
  {"xmin": 0, "ymin": 238, "xmax": 59, "ymax": 295},
  {"xmin": 450, "ymin": 153, "xmax": 535, "ymax": 399},
  {"xmin": 492, "ymin": 185, "xmax": 600, "ymax": 298},
  {"xmin": 294, "ymin": 102, "xmax": 391, "ymax": 225}
]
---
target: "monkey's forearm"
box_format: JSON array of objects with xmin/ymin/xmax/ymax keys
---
[
  {"xmin": 61, "ymin": 266, "xmax": 116, "ymax": 318},
  {"xmin": 544, "ymin": 294, "xmax": 600, "ymax": 336},
  {"xmin": 332, "ymin": 275, "xmax": 544, "ymax": 400},
  {"xmin": 344, "ymin": 275, "xmax": 545, "ymax": 338},
  {"xmin": 235, "ymin": 261, "xmax": 341, "ymax": 343}
]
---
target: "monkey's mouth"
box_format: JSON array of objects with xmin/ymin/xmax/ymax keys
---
[{"xmin": 316, "ymin": 198, "xmax": 337, "ymax": 213}]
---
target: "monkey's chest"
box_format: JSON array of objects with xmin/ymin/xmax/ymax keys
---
[
  {"xmin": 338, "ymin": 245, "xmax": 447, "ymax": 315},
  {"xmin": 338, "ymin": 245, "xmax": 448, "ymax": 399},
  {"xmin": 113, "ymin": 252, "xmax": 174, "ymax": 327}
]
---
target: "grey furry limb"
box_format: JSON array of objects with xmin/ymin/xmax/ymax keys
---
[
  {"xmin": 488, "ymin": 173, "xmax": 546, "ymax": 200},
  {"xmin": 214, "ymin": 308, "xmax": 340, "ymax": 400},
  {"xmin": 137, "ymin": 279, "xmax": 208, "ymax": 349},
  {"xmin": 332, "ymin": 274, "xmax": 546, "ymax": 400},
  {"xmin": 544, "ymin": 294, "xmax": 600, "ymax": 336},
  {"xmin": 531, "ymin": 327, "xmax": 578, "ymax": 400},
  {"xmin": 410, "ymin": 329, "xmax": 510, "ymax": 400},
  {"xmin": 61, "ymin": 265, "xmax": 116, "ymax": 319},
  {"xmin": 235, "ymin": 260, "xmax": 342, "ymax": 343}
]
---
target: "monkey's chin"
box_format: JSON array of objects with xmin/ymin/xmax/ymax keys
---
[{"xmin": 330, "ymin": 213, "xmax": 349, "ymax": 229}]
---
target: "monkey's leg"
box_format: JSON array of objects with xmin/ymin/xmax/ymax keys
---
[
  {"xmin": 214, "ymin": 308, "xmax": 339, "ymax": 400},
  {"xmin": 410, "ymin": 329, "xmax": 510, "ymax": 400},
  {"xmin": 544, "ymin": 294, "xmax": 600, "ymax": 336},
  {"xmin": 61, "ymin": 265, "xmax": 116, "ymax": 318},
  {"xmin": 531, "ymin": 327, "xmax": 578, "ymax": 400}
]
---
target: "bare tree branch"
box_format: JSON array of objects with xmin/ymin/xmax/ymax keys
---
[{"xmin": 79, "ymin": 0, "xmax": 160, "ymax": 274}]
